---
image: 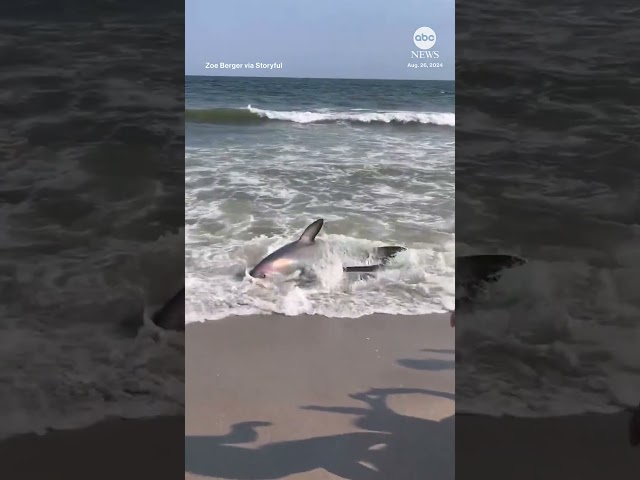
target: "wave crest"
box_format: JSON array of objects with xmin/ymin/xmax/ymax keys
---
[{"xmin": 185, "ymin": 106, "xmax": 455, "ymax": 126}]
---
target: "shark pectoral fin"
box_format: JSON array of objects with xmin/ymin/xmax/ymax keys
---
[
  {"xmin": 298, "ymin": 219, "xmax": 324, "ymax": 244},
  {"xmin": 343, "ymin": 264, "xmax": 385, "ymax": 273}
]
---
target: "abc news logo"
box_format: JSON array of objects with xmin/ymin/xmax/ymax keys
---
[{"xmin": 412, "ymin": 26, "xmax": 439, "ymax": 59}]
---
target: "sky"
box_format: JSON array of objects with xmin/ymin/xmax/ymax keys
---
[{"xmin": 186, "ymin": 0, "xmax": 454, "ymax": 80}]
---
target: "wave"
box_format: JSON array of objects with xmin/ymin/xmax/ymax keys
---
[{"xmin": 185, "ymin": 106, "xmax": 455, "ymax": 126}]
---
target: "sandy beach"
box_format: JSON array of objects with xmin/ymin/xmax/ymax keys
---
[
  {"xmin": 186, "ymin": 313, "xmax": 454, "ymax": 480},
  {"xmin": 0, "ymin": 416, "xmax": 184, "ymax": 480},
  {"xmin": 456, "ymin": 412, "xmax": 640, "ymax": 479}
]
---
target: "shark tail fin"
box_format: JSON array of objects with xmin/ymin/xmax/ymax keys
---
[
  {"xmin": 374, "ymin": 246, "xmax": 406, "ymax": 264},
  {"xmin": 343, "ymin": 246, "xmax": 406, "ymax": 273}
]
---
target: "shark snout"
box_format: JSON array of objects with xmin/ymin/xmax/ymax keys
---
[
  {"xmin": 248, "ymin": 266, "xmax": 267, "ymax": 278},
  {"xmin": 249, "ymin": 261, "xmax": 276, "ymax": 279}
]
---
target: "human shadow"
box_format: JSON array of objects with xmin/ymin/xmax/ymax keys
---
[
  {"xmin": 186, "ymin": 424, "xmax": 389, "ymax": 479},
  {"xmin": 186, "ymin": 387, "xmax": 454, "ymax": 480},
  {"xmin": 303, "ymin": 387, "xmax": 455, "ymax": 479},
  {"xmin": 397, "ymin": 358, "xmax": 455, "ymax": 371},
  {"xmin": 210, "ymin": 421, "xmax": 273, "ymax": 445},
  {"xmin": 398, "ymin": 348, "xmax": 455, "ymax": 371}
]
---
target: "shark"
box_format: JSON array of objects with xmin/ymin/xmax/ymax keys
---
[{"xmin": 248, "ymin": 219, "xmax": 405, "ymax": 279}]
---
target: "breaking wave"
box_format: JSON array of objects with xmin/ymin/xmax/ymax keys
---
[{"xmin": 185, "ymin": 105, "xmax": 455, "ymax": 126}]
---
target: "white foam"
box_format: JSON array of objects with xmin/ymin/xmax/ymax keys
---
[
  {"xmin": 247, "ymin": 105, "xmax": 455, "ymax": 126},
  {"xmin": 185, "ymin": 117, "xmax": 455, "ymax": 322},
  {"xmin": 185, "ymin": 231, "xmax": 455, "ymax": 323}
]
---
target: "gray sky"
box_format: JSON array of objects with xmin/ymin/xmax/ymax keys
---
[{"xmin": 186, "ymin": 0, "xmax": 454, "ymax": 80}]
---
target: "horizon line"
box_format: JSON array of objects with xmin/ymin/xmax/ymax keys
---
[{"xmin": 185, "ymin": 73, "xmax": 455, "ymax": 82}]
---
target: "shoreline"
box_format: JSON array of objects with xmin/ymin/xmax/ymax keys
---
[{"xmin": 185, "ymin": 309, "xmax": 455, "ymax": 325}]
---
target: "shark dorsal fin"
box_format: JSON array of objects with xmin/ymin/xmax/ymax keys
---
[{"xmin": 298, "ymin": 219, "xmax": 324, "ymax": 244}]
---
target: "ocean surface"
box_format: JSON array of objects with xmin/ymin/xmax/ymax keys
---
[
  {"xmin": 185, "ymin": 76, "xmax": 455, "ymax": 321},
  {"xmin": 0, "ymin": 15, "xmax": 184, "ymax": 440},
  {"xmin": 455, "ymin": 1, "xmax": 640, "ymax": 418}
]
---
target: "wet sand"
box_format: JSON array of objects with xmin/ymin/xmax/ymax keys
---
[
  {"xmin": 0, "ymin": 416, "xmax": 184, "ymax": 480},
  {"xmin": 186, "ymin": 313, "xmax": 454, "ymax": 480},
  {"xmin": 456, "ymin": 412, "xmax": 640, "ymax": 479}
]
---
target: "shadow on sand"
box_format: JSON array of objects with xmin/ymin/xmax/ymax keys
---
[
  {"xmin": 397, "ymin": 347, "xmax": 455, "ymax": 371},
  {"xmin": 186, "ymin": 387, "xmax": 454, "ymax": 479},
  {"xmin": 397, "ymin": 358, "xmax": 455, "ymax": 371}
]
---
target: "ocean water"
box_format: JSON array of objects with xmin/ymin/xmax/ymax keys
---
[
  {"xmin": 455, "ymin": 1, "xmax": 640, "ymax": 418},
  {"xmin": 0, "ymin": 15, "xmax": 185, "ymax": 440},
  {"xmin": 185, "ymin": 76, "xmax": 455, "ymax": 321}
]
